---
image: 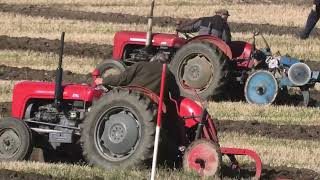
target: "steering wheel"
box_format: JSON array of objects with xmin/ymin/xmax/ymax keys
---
[
  {"xmin": 96, "ymin": 84, "xmax": 113, "ymax": 92},
  {"xmin": 177, "ymin": 31, "xmax": 195, "ymax": 40}
]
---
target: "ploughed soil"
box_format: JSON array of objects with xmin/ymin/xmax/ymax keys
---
[
  {"xmin": 0, "ymin": 35, "xmax": 112, "ymax": 59},
  {"xmin": 0, "ymin": 65, "xmax": 92, "ymax": 83},
  {"xmin": 0, "ymin": 3, "xmax": 319, "ymax": 38},
  {"xmin": 217, "ymin": 120, "xmax": 320, "ymax": 141}
]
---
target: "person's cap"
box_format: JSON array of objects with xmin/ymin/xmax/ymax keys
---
[{"xmin": 215, "ymin": 9, "xmax": 230, "ymax": 16}]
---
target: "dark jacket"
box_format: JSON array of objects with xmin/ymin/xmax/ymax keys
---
[
  {"xmin": 177, "ymin": 15, "xmax": 231, "ymax": 43},
  {"xmin": 315, "ymin": 0, "xmax": 320, "ymax": 6},
  {"xmin": 102, "ymin": 61, "xmax": 179, "ymax": 98}
]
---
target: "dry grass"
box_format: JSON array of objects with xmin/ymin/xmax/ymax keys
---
[
  {"xmin": 0, "ymin": 80, "xmax": 16, "ymax": 102},
  {"xmin": 0, "ymin": 0, "xmax": 255, "ymax": 6},
  {"xmin": 232, "ymin": 32, "xmax": 320, "ymax": 60},
  {"xmin": 208, "ymin": 101, "xmax": 320, "ymax": 125},
  {"xmin": 0, "ymin": 161, "xmax": 198, "ymax": 180},
  {"xmin": 64, "ymin": 4, "xmax": 311, "ymax": 27},
  {"xmin": 0, "ymin": 50, "xmax": 101, "ymax": 74},
  {"xmin": 219, "ymin": 132, "xmax": 320, "ymax": 172},
  {"xmin": 0, "ymin": 12, "xmax": 172, "ymax": 44},
  {"xmin": 1, "ymin": 132, "xmax": 320, "ymax": 177}
]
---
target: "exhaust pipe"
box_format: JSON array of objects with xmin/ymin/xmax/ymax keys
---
[
  {"xmin": 145, "ymin": 0, "xmax": 155, "ymax": 48},
  {"xmin": 54, "ymin": 32, "xmax": 65, "ymax": 110}
]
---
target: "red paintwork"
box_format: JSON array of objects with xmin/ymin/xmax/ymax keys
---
[
  {"xmin": 91, "ymin": 69, "xmax": 100, "ymax": 86},
  {"xmin": 12, "ymin": 81, "xmax": 103, "ymax": 119},
  {"xmin": 112, "ymin": 31, "xmax": 187, "ymax": 60},
  {"xmin": 156, "ymin": 64, "xmax": 167, "ymax": 126},
  {"xmin": 220, "ymin": 147, "xmax": 262, "ymax": 179},
  {"xmin": 112, "ymin": 31, "xmax": 256, "ymax": 69},
  {"xmin": 121, "ymin": 86, "xmax": 167, "ymax": 113},
  {"xmin": 178, "ymin": 98, "xmax": 202, "ymax": 128},
  {"xmin": 177, "ymin": 95, "xmax": 261, "ymax": 178},
  {"xmin": 186, "ymin": 142, "xmax": 219, "ymax": 176},
  {"xmin": 229, "ymin": 41, "xmax": 255, "ymax": 69},
  {"xmin": 187, "ymin": 35, "xmax": 233, "ymax": 59}
]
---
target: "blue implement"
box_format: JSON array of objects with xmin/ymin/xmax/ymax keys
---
[{"xmin": 245, "ymin": 70, "xmax": 278, "ymax": 105}]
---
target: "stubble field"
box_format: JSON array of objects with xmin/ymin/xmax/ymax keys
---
[{"xmin": 0, "ymin": 0, "xmax": 320, "ymax": 179}]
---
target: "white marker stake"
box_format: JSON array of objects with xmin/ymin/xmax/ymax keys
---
[{"xmin": 150, "ymin": 64, "xmax": 166, "ymax": 180}]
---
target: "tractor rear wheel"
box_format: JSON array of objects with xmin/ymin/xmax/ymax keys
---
[
  {"xmin": 0, "ymin": 117, "xmax": 33, "ymax": 161},
  {"xmin": 96, "ymin": 59, "xmax": 126, "ymax": 78},
  {"xmin": 183, "ymin": 139, "xmax": 222, "ymax": 178},
  {"xmin": 170, "ymin": 41, "xmax": 228, "ymax": 100},
  {"xmin": 81, "ymin": 88, "xmax": 156, "ymax": 169}
]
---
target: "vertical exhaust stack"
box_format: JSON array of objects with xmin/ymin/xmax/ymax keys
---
[
  {"xmin": 54, "ymin": 32, "xmax": 65, "ymax": 111},
  {"xmin": 145, "ymin": 0, "xmax": 155, "ymax": 48}
]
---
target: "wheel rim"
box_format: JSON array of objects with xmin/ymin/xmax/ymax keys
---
[
  {"xmin": 94, "ymin": 107, "xmax": 141, "ymax": 162},
  {"xmin": 178, "ymin": 53, "xmax": 213, "ymax": 91},
  {"xmin": 245, "ymin": 71, "xmax": 278, "ymax": 105},
  {"xmin": 184, "ymin": 141, "xmax": 220, "ymax": 177},
  {"xmin": 0, "ymin": 129, "xmax": 21, "ymax": 159}
]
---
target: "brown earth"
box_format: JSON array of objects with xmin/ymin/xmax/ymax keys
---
[
  {"xmin": 217, "ymin": 120, "xmax": 320, "ymax": 141},
  {"xmin": 0, "ymin": 3, "xmax": 319, "ymax": 38},
  {"xmin": 0, "ymin": 35, "xmax": 112, "ymax": 59},
  {"xmin": 0, "ymin": 65, "xmax": 92, "ymax": 83},
  {"xmin": 223, "ymin": 164, "xmax": 320, "ymax": 180}
]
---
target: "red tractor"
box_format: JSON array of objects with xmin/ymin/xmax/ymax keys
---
[
  {"xmin": 96, "ymin": 2, "xmax": 256, "ymax": 101},
  {"xmin": 0, "ymin": 32, "xmax": 262, "ymax": 179},
  {"xmin": 98, "ymin": 30, "xmax": 255, "ymax": 101}
]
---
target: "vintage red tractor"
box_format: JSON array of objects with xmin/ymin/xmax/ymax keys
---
[
  {"xmin": 0, "ymin": 32, "xmax": 262, "ymax": 179},
  {"xmin": 95, "ymin": 1, "xmax": 257, "ymax": 102}
]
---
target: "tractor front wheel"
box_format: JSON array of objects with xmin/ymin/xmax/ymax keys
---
[
  {"xmin": 0, "ymin": 117, "xmax": 33, "ymax": 161},
  {"xmin": 81, "ymin": 88, "xmax": 156, "ymax": 169},
  {"xmin": 170, "ymin": 41, "xmax": 228, "ymax": 100}
]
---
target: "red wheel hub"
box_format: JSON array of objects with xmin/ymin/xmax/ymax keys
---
[{"xmin": 183, "ymin": 140, "xmax": 221, "ymax": 177}]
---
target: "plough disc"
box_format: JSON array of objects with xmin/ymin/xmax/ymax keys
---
[
  {"xmin": 245, "ymin": 70, "xmax": 278, "ymax": 105},
  {"xmin": 183, "ymin": 139, "xmax": 222, "ymax": 177}
]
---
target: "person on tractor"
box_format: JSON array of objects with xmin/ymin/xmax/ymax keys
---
[{"xmin": 176, "ymin": 9, "xmax": 232, "ymax": 43}]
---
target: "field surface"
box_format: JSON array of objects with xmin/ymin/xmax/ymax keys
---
[{"xmin": 1, "ymin": 0, "xmax": 320, "ymax": 179}]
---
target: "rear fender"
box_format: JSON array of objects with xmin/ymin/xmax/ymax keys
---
[
  {"xmin": 120, "ymin": 86, "xmax": 166, "ymax": 113},
  {"xmin": 187, "ymin": 35, "xmax": 232, "ymax": 59}
]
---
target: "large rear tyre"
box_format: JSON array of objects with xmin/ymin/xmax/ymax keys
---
[
  {"xmin": 0, "ymin": 117, "xmax": 33, "ymax": 161},
  {"xmin": 183, "ymin": 139, "xmax": 222, "ymax": 178},
  {"xmin": 170, "ymin": 41, "xmax": 228, "ymax": 100},
  {"xmin": 96, "ymin": 59, "xmax": 126, "ymax": 78},
  {"xmin": 81, "ymin": 88, "xmax": 156, "ymax": 169}
]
